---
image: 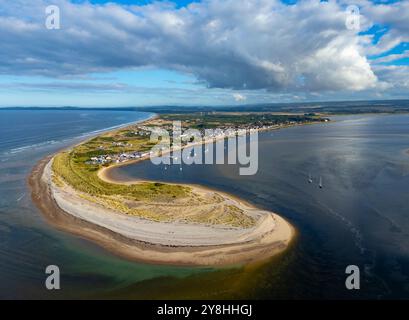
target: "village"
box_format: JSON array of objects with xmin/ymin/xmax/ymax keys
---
[{"xmin": 84, "ymin": 120, "xmax": 303, "ymax": 166}]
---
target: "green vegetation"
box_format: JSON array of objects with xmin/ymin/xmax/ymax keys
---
[{"xmin": 53, "ymin": 152, "xmax": 188, "ymax": 202}]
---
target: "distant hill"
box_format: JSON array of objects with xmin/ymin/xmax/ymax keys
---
[{"xmin": 2, "ymin": 99, "xmax": 409, "ymax": 115}]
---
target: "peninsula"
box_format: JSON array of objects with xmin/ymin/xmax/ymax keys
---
[{"xmin": 29, "ymin": 112, "xmax": 326, "ymax": 266}]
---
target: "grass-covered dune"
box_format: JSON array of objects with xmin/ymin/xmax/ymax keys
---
[
  {"xmin": 53, "ymin": 152, "xmax": 189, "ymax": 201},
  {"xmin": 50, "ymin": 122, "xmax": 256, "ymax": 227}
]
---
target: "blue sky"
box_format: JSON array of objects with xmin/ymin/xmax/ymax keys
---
[{"xmin": 0, "ymin": 0, "xmax": 408, "ymax": 107}]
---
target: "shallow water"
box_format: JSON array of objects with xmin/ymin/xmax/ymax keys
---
[{"xmin": 1, "ymin": 111, "xmax": 409, "ymax": 299}]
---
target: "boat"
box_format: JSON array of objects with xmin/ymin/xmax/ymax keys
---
[
  {"xmin": 319, "ymin": 176, "xmax": 323, "ymax": 189},
  {"xmin": 308, "ymin": 173, "xmax": 313, "ymax": 184}
]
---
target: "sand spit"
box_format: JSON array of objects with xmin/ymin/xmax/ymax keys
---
[{"xmin": 29, "ymin": 121, "xmax": 295, "ymax": 266}]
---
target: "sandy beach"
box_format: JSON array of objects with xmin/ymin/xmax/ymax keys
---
[{"xmin": 29, "ymin": 120, "xmax": 295, "ymax": 267}]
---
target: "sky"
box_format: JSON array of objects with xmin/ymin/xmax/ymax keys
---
[{"xmin": 0, "ymin": 0, "xmax": 408, "ymax": 107}]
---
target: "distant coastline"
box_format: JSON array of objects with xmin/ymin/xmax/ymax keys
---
[{"xmin": 3, "ymin": 98, "xmax": 409, "ymax": 115}]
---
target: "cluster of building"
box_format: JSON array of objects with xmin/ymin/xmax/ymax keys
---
[
  {"xmin": 129, "ymin": 126, "xmax": 153, "ymax": 137},
  {"xmin": 112, "ymin": 141, "xmax": 133, "ymax": 147},
  {"xmin": 86, "ymin": 151, "xmax": 150, "ymax": 165}
]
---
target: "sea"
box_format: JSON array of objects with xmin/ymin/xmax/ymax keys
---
[{"xmin": 0, "ymin": 109, "xmax": 409, "ymax": 299}]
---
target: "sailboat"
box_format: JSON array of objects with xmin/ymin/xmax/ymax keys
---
[
  {"xmin": 308, "ymin": 173, "xmax": 313, "ymax": 184},
  {"xmin": 319, "ymin": 176, "xmax": 323, "ymax": 189}
]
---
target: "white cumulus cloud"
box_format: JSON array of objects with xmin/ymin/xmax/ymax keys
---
[{"xmin": 233, "ymin": 93, "xmax": 247, "ymax": 102}]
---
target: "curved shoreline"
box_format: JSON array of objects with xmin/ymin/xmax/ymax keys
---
[
  {"xmin": 29, "ymin": 121, "xmax": 296, "ymax": 266},
  {"xmin": 99, "ymin": 165, "xmax": 269, "ymax": 214}
]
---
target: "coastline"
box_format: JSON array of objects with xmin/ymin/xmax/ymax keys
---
[{"xmin": 29, "ymin": 116, "xmax": 296, "ymax": 267}]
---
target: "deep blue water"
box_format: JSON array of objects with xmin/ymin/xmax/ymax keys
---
[
  {"xmin": 0, "ymin": 110, "xmax": 408, "ymax": 299},
  {"xmin": 111, "ymin": 114, "xmax": 409, "ymax": 299}
]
